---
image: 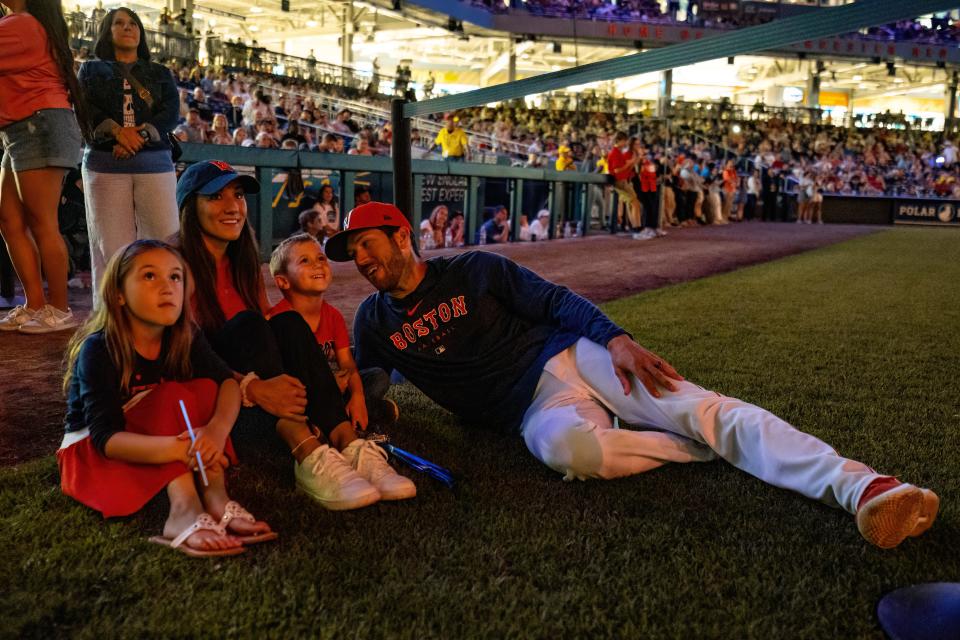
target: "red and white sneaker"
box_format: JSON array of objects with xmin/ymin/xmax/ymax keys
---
[{"xmin": 856, "ymin": 484, "xmax": 939, "ymax": 549}]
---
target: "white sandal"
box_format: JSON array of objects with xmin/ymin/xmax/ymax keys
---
[
  {"xmin": 218, "ymin": 500, "xmax": 278, "ymax": 545},
  {"xmin": 148, "ymin": 513, "xmax": 245, "ymax": 557}
]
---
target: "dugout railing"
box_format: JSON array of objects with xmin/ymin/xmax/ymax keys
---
[{"xmin": 177, "ymin": 143, "xmax": 611, "ymax": 261}]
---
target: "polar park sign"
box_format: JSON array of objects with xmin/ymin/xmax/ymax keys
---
[{"xmin": 894, "ymin": 200, "xmax": 960, "ymax": 226}]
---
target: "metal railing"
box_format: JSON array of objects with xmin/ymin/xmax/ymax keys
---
[{"xmin": 178, "ymin": 143, "xmax": 611, "ymax": 261}]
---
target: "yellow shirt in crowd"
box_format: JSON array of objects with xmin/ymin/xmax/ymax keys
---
[{"xmin": 435, "ymin": 127, "xmax": 469, "ymax": 158}]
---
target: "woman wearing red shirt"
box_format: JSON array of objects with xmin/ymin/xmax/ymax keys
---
[{"xmin": 0, "ymin": 0, "xmax": 86, "ymax": 333}]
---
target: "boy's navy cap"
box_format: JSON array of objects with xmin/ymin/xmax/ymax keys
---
[
  {"xmin": 324, "ymin": 201, "xmax": 411, "ymax": 262},
  {"xmin": 176, "ymin": 160, "xmax": 260, "ymax": 210}
]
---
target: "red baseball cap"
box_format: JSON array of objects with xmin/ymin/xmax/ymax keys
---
[{"xmin": 324, "ymin": 201, "xmax": 412, "ymax": 262}]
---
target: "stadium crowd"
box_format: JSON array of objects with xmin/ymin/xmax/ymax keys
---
[
  {"xmin": 149, "ymin": 60, "xmax": 960, "ymax": 201},
  {"xmin": 469, "ymin": 0, "xmax": 960, "ymax": 44}
]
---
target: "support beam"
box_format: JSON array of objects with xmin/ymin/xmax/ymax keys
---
[
  {"xmin": 405, "ymin": 0, "xmax": 958, "ymax": 118},
  {"xmin": 946, "ymin": 71, "xmax": 958, "ymax": 131},
  {"xmin": 656, "ymin": 69, "xmax": 672, "ymax": 117},
  {"xmin": 341, "ymin": 3, "xmax": 354, "ymax": 67},
  {"xmin": 392, "ymin": 99, "xmax": 413, "ymax": 222}
]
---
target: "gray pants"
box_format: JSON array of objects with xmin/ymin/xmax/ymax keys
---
[{"xmin": 81, "ymin": 167, "xmax": 179, "ymax": 294}]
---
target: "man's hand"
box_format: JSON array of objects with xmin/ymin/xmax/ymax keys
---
[
  {"xmin": 607, "ymin": 334, "xmax": 684, "ymax": 398},
  {"xmin": 247, "ymin": 375, "xmax": 308, "ymax": 421}
]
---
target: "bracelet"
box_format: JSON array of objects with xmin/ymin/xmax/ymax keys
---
[
  {"xmin": 239, "ymin": 371, "xmax": 259, "ymax": 408},
  {"xmin": 290, "ymin": 435, "xmax": 317, "ymax": 456}
]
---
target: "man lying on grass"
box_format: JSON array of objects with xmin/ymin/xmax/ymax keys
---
[{"xmin": 324, "ymin": 202, "xmax": 939, "ymax": 549}]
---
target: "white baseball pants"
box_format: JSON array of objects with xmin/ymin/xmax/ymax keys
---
[{"xmin": 520, "ymin": 338, "xmax": 879, "ymax": 514}]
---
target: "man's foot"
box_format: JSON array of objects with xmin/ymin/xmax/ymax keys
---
[
  {"xmin": 18, "ymin": 305, "xmax": 78, "ymax": 334},
  {"xmin": 0, "ymin": 305, "xmax": 38, "ymax": 331},
  {"xmin": 343, "ymin": 439, "xmax": 416, "ymax": 501},
  {"xmin": 856, "ymin": 484, "xmax": 939, "ymax": 549},
  {"xmin": 631, "ymin": 228, "xmax": 656, "ymax": 240},
  {"xmin": 295, "ymin": 444, "xmax": 381, "ymax": 510}
]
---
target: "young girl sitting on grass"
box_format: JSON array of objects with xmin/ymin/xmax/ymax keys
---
[{"xmin": 58, "ymin": 239, "xmax": 276, "ymax": 557}]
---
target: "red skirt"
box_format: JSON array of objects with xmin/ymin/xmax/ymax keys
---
[{"xmin": 58, "ymin": 379, "xmax": 237, "ymax": 518}]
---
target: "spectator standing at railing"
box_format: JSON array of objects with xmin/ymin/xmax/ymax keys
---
[
  {"xmin": 89, "ymin": 0, "xmax": 104, "ymax": 35},
  {"xmin": 432, "ymin": 114, "xmax": 470, "ymax": 162},
  {"xmin": 721, "ymin": 159, "xmax": 737, "ymax": 222},
  {"xmin": 635, "ymin": 152, "xmax": 664, "ymax": 239},
  {"xmin": 422, "ymin": 71, "xmax": 435, "ymax": 100},
  {"xmin": 0, "ymin": 0, "xmax": 86, "ymax": 332},
  {"xmin": 67, "ymin": 3, "xmax": 85, "ymax": 41},
  {"xmin": 78, "ymin": 6, "xmax": 182, "ymax": 307},
  {"xmin": 606, "ymin": 132, "xmax": 641, "ymax": 232},
  {"xmin": 745, "ymin": 169, "xmax": 761, "ymax": 221}
]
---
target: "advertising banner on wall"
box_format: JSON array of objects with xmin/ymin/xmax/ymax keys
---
[{"xmin": 894, "ymin": 200, "xmax": 960, "ymax": 226}]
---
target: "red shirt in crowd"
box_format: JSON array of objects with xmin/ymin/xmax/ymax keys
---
[{"xmin": 606, "ymin": 146, "xmax": 635, "ymax": 181}]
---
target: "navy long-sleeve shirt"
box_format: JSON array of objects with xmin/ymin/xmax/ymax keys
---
[
  {"xmin": 63, "ymin": 331, "xmax": 233, "ymax": 454},
  {"xmin": 353, "ymin": 251, "xmax": 626, "ymax": 432}
]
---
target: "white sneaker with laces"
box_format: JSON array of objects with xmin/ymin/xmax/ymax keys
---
[
  {"xmin": 294, "ymin": 444, "xmax": 381, "ymax": 510},
  {"xmin": 0, "ymin": 305, "xmax": 37, "ymax": 331},
  {"xmin": 18, "ymin": 305, "xmax": 78, "ymax": 334},
  {"xmin": 343, "ymin": 439, "xmax": 416, "ymax": 501}
]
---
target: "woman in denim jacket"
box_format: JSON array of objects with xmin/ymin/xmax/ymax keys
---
[{"xmin": 78, "ymin": 6, "xmax": 180, "ymax": 296}]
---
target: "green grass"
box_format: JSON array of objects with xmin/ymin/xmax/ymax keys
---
[{"xmin": 2, "ymin": 227, "xmax": 959, "ymax": 639}]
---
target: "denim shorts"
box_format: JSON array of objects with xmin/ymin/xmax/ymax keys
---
[{"xmin": 0, "ymin": 109, "xmax": 83, "ymax": 172}]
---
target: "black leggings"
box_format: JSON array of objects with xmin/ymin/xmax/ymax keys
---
[
  {"xmin": 209, "ymin": 310, "xmax": 349, "ymax": 438},
  {"xmin": 639, "ymin": 190, "xmax": 659, "ymax": 230}
]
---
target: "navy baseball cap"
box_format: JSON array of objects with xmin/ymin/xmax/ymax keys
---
[
  {"xmin": 176, "ymin": 160, "xmax": 260, "ymax": 210},
  {"xmin": 324, "ymin": 201, "xmax": 412, "ymax": 262}
]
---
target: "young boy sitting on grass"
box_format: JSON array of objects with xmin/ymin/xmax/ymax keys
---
[{"xmin": 267, "ymin": 234, "xmax": 399, "ymax": 433}]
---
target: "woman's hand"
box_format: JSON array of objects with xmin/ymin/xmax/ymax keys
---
[
  {"xmin": 113, "ymin": 125, "xmax": 147, "ymax": 156},
  {"xmin": 247, "ymin": 375, "xmax": 308, "ymax": 422}
]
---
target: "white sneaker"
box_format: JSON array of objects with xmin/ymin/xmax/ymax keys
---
[
  {"xmin": 18, "ymin": 304, "xmax": 78, "ymax": 334},
  {"xmin": 0, "ymin": 305, "xmax": 37, "ymax": 331},
  {"xmin": 343, "ymin": 439, "xmax": 416, "ymax": 501},
  {"xmin": 294, "ymin": 444, "xmax": 381, "ymax": 510},
  {"xmin": 631, "ymin": 229, "xmax": 656, "ymax": 240}
]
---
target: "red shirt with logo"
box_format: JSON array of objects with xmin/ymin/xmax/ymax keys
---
[{"xmin": 265, "ymin": 298, "xmax": 349, "ymax": 372}]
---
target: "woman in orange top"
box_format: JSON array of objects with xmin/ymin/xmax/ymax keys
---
[{"xmin": 0, "ymin": 0, "xmax": 86, "ymax": 333}]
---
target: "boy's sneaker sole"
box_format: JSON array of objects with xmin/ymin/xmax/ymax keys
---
[
  {"xmin": 856, "ymin": 484, "xmax": 939, "ymax": 549},
  {"xmin": 295, "ymin": 482, "xmax": 381, "ymax": 511}
]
